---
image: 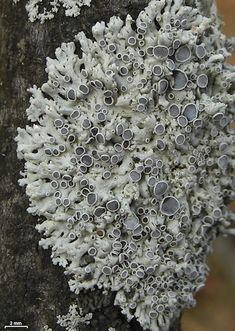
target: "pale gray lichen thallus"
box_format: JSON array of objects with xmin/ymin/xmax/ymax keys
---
[{"xmin": 15, "ymin": 0, "xmax": 235, "ymax": 331}]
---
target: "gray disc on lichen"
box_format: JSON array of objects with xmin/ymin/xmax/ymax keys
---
[{"xmin": 160, "ymin": 196, "xmax": 180, "ymax": 216}]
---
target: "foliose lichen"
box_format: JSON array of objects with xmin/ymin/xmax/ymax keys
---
[
  {"xmin": 16, "ymin": 0, "xmax": 235, "ymax": 330},
  {"xmin": 13, "ymin": 0, "xmax": 91, "ymax": 23},
  {"xmin": 43, "ymin": 326, "xmax": 53, "ymax": 331},
  {"xmin": 57, "ymin": 305, "xmax": 92, "ymax": 331},
  {"xmin": 42, "ymin": 290, "xmax": 124, "ymax": 331}
]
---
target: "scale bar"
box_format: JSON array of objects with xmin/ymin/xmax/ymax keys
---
[{"xmin": 4, "ymin": 326, "xmax": 28, "ymax": 329}]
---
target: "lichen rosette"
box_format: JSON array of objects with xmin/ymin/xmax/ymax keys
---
[{"xmin": 16, "ymin": 1, "xmax": 235, "ymax": 330}]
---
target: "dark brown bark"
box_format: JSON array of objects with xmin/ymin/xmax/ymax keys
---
[{"xmin": 0, "ymin": 1, "xmax": 181, "ymax": 330}]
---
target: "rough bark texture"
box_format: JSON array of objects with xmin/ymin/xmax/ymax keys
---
[{"xmin": 0, "ymin": 0, "xmax": 214, "ymax": 330}]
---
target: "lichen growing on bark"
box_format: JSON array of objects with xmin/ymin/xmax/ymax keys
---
[
  {"xmin": 15, "ymin": 0, "xmax": 234, "ymax": 330},
  {"xmin": 13, "ymin": 0, "xmax": 92, "ymax": 23}
]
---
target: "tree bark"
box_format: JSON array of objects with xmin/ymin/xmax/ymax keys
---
[{"xmin": 2, "ymin": 0, "xmax": 222, "ymax": 330}]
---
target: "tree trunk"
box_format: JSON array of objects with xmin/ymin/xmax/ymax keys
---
[{"xmin": 0, "ymin": 0, "xmax": 214, "ymax": 330}]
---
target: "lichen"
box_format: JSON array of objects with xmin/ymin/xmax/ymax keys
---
[
  {"xmin": 57, "ymin": 305, "xmax": 92, "ymax": 331},
  {"xmin": 42, "ymin": 305, "xmax": 91, "ymax": 331},
  {"xmin": 42, "ymin": 290, "xmax": 123, "ymax": 331},
  {"xmin": 43, "ymin": 326, "xmax": 53, "ymax": 331},
  {"xmin": 16, "ymin": 0, "xmax": 235, "ymax": 330},
  {"xmin": 13, "ymin": 0, "xmax": 91, "ymax": 23}
]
